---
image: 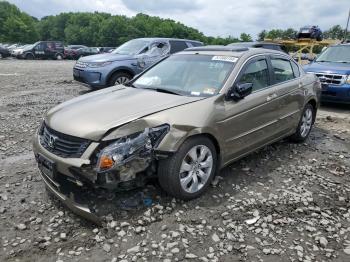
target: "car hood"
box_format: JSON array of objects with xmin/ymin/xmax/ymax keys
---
[
  {"xmin": 304, "ymin": 62, "xmax": 350, "ymax": 75},
  {"xmin": 45, "ymin": 86, "xmax": 204, "ymax": 141},
  {"xmin": 78, "ymin": 53, "xmax": 134, "ymax": 62}
]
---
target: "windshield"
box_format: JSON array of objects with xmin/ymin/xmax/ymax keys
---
[
  {"xmin": 133, "ymin": 54, "xmax": 236, "ymax": 97},
  {"xmin": 112, "ymin": 39, "xmax": 150, "ymax": 55},
  {"xmin": 23, "ymin": 44, "xmax": 34, "ymax": 51},
  {"xmin": 316, "ymin": 45, "xmax": 350, "ymax": 63}
]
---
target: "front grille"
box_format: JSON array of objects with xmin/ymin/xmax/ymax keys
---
[
  {"xmin": 315, "ymin": 73, "xmax": 346, "ymax": 85},
  {"xmin": 39, "ymin": 124, "xmax": 90, "ymax": 158},
  {"xmin": 75, "ymin": 61, "xmax": 88, "ymax": 68}
]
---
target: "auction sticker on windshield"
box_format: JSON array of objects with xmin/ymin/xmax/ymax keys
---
[{"xmin": 212, "ymin": 56, "xmax": 238, "ymax": 63}]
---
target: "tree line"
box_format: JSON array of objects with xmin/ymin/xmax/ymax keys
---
[{"xmin": 0, "ymin": 1, "xmax": 347, "ymax": 47}]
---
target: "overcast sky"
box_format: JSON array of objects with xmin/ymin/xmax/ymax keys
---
[{"xmin": 7, "ymin": 0, "xmax": 350, "ymax": 38}]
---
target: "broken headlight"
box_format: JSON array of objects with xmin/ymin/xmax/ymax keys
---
[{"xmin": 96, "ymin": 124, "xmax": 169, "ymax": 172}]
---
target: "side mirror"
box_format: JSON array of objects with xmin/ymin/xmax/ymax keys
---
[{"xmin": 227, "ymin": 82, "xmax": 253, "ymax": 101}]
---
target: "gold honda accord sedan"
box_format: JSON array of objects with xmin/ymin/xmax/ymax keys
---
[{"xmin": 33, "ymin": 46, "xmax": 320, "ymax": 223}]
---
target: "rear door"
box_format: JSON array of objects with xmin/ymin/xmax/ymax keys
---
[
  {"xmin": 220, "ymin": 55, "xmax": 281, "ymax": 164},
  {"xmin": 45, "ymin": 42, "xmax": 55, "ymax": 58},
  {"xmin": 142, "ymin": 40, "xmax": 170, "ymax": 69},
  {"xmin": 268, "ymin": 55, "xmax": 304, "ymax": 133}
]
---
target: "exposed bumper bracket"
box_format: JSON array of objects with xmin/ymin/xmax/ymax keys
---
[{"xmin": 39, "ymin": 172, "xmax": 102, "ymax": 226}]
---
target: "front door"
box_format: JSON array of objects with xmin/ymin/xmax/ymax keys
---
[
  {"xmin": 34, "ymin": 42, "xmax": 46, "ymax": 58},
  {"xmin": 219, "ymin": 56, "xmax": 281, "ymax": 165}
]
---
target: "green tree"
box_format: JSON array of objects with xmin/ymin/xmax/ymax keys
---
[
  {"xmin": 257, "ymin": 30, "xmax": 266, "ymax": 41},
  {"xmin": 323, "ymin": 25, "xmax": 344, "ymax": 39},
  {"xmin": 0, "ymin": 1, "xmax": 39, "ymax": 43},
  {"xmin": 240, "ymin": 33, "xmax": 252, "ymax": 42},
  {"xmin": 282, "ymin": 28, "xmax": 297, "ymax": 39}
]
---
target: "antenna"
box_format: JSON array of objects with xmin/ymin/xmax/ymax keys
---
[{"xmin": 344, "ymin": 8, "xmax": 350, "ymax": 42}]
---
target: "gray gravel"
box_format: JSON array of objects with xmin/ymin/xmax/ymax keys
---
[{"xmin": 0, "ymin": 59, "xmax": 350, "ymax": 262}]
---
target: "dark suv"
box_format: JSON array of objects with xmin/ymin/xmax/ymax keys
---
[
  {"xmin": 297, "ymin": 26, "xmax": 323, "ymax": 41},
  {"xmin": 0, "ymin": 45, "xmax": 10, "ymax": 59},
  {"xmin": 18, "ymin": 41, "xmax": 65, "ymax": 60}
]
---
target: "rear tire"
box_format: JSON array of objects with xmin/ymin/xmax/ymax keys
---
[
  {"xmin": 0, "ymin": 53, "xmax": 3, "ymax": 59},
  {"xmin": 108, "ymin": 72, "xmax": 132, "ymax": 86},
  {"xmin": 290, "ymin": 103, "xmax": 315, "ymax": 143},
  {"xmin": 55, "ymin": 53, "xmax": 63, "ymax": 60},
  {"xmin": 158, "ymin": 136, "xmax": 217, "ymax": 200}
]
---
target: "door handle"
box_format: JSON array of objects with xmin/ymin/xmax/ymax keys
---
[{"xmin": 266, "ymin": 93, "xmax": 277, "ymax": 101}]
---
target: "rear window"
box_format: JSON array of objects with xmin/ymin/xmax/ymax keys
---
[
  {"xmin": 271, "ymin": 58, "xmax": 295, "ymax": 83},
  {"xmin": 187, "ymin": 41, "xmax": 202, "ymax": 47},
  {"xmin": 169, "ymin": 41, "xmax": 189, "ymax": 54},
  {"xmin": 291, "ymin": 61, "xmax": 300, "ymax": 77}
]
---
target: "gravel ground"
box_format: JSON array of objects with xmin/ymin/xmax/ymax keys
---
[{"xmin": 0, "ymin": 59, "xmax": 350, "ymax": 262}]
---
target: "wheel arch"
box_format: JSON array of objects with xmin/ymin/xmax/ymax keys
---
[
  {"xmin": 107, "ymin": 67, "xmax": 135, "ymax": 84},
  {"xmin": 182, "ymin": 133, "xmax": 221, "ymax": 167}
]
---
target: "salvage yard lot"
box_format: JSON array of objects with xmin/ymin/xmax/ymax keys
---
[{"xmin": 0, "ymin": 59, "xmax": 350, "ymax": 262}]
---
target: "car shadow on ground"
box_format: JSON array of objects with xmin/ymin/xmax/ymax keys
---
[{"xmin": 47, "ymin": 127, "xmax": 329, "ymax": 227}]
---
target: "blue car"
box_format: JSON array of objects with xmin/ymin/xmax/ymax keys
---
[
  {"xmin": 303, "ymin": 44, "xmax": 350, "ymax": 104},
  {"xmin": 73, "ymin": 38, "xmax": 203, "ymax": 88}
]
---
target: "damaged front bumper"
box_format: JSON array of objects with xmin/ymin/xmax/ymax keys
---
[
  {"xmin": 32, "ymin": 123, "xmax": 171, "ymax": 224},
  {"xmin": 39, "ymin": 169, "xmax": 102, "ymax": 225}
]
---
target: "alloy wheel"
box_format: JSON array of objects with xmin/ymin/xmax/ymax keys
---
[
  {"xmin": 179, "ymin": 145, "xmax": 213, "ymax": 193},
  {"xmin": 114, "ymin": 76, "xmax": 130, "ymax": 85},
  {"xmin": 300, "ymin": 107, "xmax": 313, "ymax": 137}
]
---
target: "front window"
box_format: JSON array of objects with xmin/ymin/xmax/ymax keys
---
[
  {"xmin": 239, "ymin": 59, "xmax": 269, "ymax": 91},
  {"xmin": 112, "ymin": 39, "xmax": 151, "ymax": 55},
  {"xmin": 133, "ymin": 54, "xmax": 236, "ymax": 96},
  {"xmin": 316, "ymin": 45, "xmax": 350, "ymax": 63}
]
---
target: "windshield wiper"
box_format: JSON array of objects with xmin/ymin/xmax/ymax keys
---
[
  {"xmin": 316, "ymin": 60, "xmax": 331, "ymax": 62},
  {"xmin": 334, "ymin": 61, "xmax": 350, "ymax": 63},
  {"xmin": 143, "ymin": 87, "xmax": 182, "ymax": 96}
]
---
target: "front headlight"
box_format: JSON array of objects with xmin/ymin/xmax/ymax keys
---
[
  {"xmin": 86, "ymin": 61, "xmax": 112, "ymax": 68},
  {"xmin": 96, "ymin": 124, "xmax": 169, "ymax": 172},
  {"xmin": 346, "ymin": 75, "xmax": 350, "ymax": 85}
]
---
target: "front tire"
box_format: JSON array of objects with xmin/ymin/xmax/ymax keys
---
[
  {"xmin": 158, "ymin": 136, "xmax": 217, "ymax": 200},
  {"xmin": 290, "ymin": 103, "xmax": 315, "ymax": 142},
  {"xmin": 25, "ymin": 53, "xmax": 34, "ymax": 60},
  {"xmin": 108, "ymin": 72, "xmax": 132, "ymax": 86}
]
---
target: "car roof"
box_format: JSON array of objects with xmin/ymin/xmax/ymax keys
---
[
  {"xmin": 178, "ymin": 45, "xmax": 288, "ymax": 57},
  {"xmin": 227, "ymin": 41, "xmax": 281, "ymax": 47},
  {"xmin": 135, "ymin": 37, "xmax": 203, "ymax": 44}
]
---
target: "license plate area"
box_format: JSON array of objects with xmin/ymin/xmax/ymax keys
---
[
  {"xmin": 37, "ymin": 154, "xmax": 56, "ymax": 179},
  {"xmin": 321, "ymin": 83, "xmax": 328, "ymax": 90}
]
